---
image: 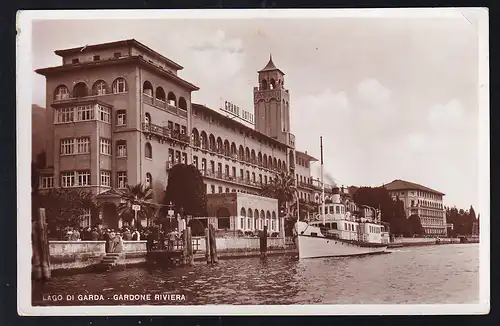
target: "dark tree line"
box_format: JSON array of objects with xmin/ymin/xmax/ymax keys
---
[
  {"xmin": 446, "ymin": 205, "xmax": 478, "ymax": 236},
  {"xmin": 353, "ymin": 186, "xmax": 423, "ymax": 237}
]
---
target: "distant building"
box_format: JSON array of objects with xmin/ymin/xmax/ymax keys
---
[{"xmin": 385, "ymin": 179, "xmax": 446, "ymax": 236}]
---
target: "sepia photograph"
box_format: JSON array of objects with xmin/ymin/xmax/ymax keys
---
[{"xmin": 17, "ymin": 8, "xmax": 489, "ymax": 315}]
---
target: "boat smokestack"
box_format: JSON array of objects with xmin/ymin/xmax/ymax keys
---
[
  {"xmin": 332, "ymin": 187, "xmax": 341, "ymax": 204},
  {"xmin": 320, "ymin": 137, "xmax": 325, "ymax": 225}
]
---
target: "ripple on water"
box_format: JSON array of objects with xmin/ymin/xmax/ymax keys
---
[{"xmin": 32, "ymin": 245, "xmax": 479, "ymax": 305}]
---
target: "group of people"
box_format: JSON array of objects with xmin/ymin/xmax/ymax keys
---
[
  {"xmin": 57, "ymin": 225, "xmax": 143, "ymax": 242},
  {"xmin": 144, "ymin": 226, "xmax": 182, "ymax": 251}
]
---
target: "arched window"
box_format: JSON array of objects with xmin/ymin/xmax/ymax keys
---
[
  {"xmin": 270, "ymin": 79, "xmax": 276, "ymax": 90},
  {"xmin": 273, "ymin": 157, "xmax": 278, "ymax": 169},
  {"xmin": 240, "ymin": 208, "xmax": 246, "ymax": 217},
  {"xmin": 248, "ymin": 209, "xmax": 253, "ymax": 219},
  {"xmin": 258, "ymin": 152, "xmax": 263, "ymax": 165},
  {"xmin": 251, "ymin": 150, "xmax": 256, "ymax": 163},
  {"xmin": 191, "ymin": 128, "xmax": 200, "ymax": 147},
  {"xmin": 278, "ymin": 159, "xmax": 282, "ymax": 170},
  {"xmin": 73, "ymin": 82, "xmax": 89, "ymax": 98},
  {"xmin": 179, "ymin": 97, "xmax": 187, "ymax": 111},
  {"xmin": 145, "ymin": 142, "xmax": 152, "ymax": 159},
  {"xmin": 238, "ymin": 146, "xmax": 245, "ymax": 160},
  {"xmin": 263, "ymin": 154, "xmax": 268, "ymax": 168},
  {"xmin": 224, "ymin": 140, "xmax": 230, "ymax": 156},
  {"xmin": 155, "ymin": 87, "xmax": 166, "ymax": 102},
  {"xmin": 216, "ymin": 137, "xmax": 223, "ymax": 153},
  {"xmin": 143, "ymin": 81, "xmax": 153, "ymax": 97},
  {"xmin": 145, "ymin": 173, "xmax": 152, "ymax": 188},
  {"xmin": 245, "ymin": 147, "xmax": 250, "ymax": 161},
  {"xmin": 92, "ymin": 80, "xmax": 108, "ymax": 96},
  {"xmin": 268, "ymin": 156, "xmax": 273, "ymax": 168},
  {"xmin": 112, "ymin": 77, "xmax": 128, "ymax": 93},
  {"xmin": 144, "ymin": 113, "xmax": 151, "ymax": 125},
  {"xmin": 54, "ymin": 85, "xmax": 69, "ymax": 100},
  {"xmin": 282, "ymin": 162, "xmax": 287, "ymax": 171},
  {"xmin": 209, "ymin": 134, "xmax": 216, "ymax": 151},
  {"xmin": 167, "ymin": 92, "xmax": 177, "ymax": 107},
  {"xmin": 261, "ymin": 79, "xmax": 268, "ymax": 90},
  {"xmin": 200, "ymin": 131, "xmax": 208, "ymax": 149},
  {"xmin": 231, "ymin": 143, "xmax": 237, "ymax": 156}
]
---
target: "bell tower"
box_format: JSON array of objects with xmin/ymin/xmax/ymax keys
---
[{"xmin": 253, "ymin": 54, "xmax": 293, "ymax": 147}]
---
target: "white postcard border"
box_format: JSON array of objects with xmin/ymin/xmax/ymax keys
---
[{"xmin": 16, "ymin": 8, "xmax": 490, "ymax": 316}]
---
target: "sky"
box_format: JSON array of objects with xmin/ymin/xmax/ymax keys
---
[{"xmin": 30, "ymin": 13, "xmax": 482, "ymax": 210}]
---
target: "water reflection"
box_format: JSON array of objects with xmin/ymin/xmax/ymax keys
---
[{"xmin": 32, "ymin": 244, "xmax": 479, "ymax": 305}]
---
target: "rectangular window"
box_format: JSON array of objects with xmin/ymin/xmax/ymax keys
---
[
  {"xmin": 217, "ymin": 163, "xmax": 222, "ymax": 174},
  {"xmin": 167, "ymin": 121, "xmax": 173, "ymax": 130},
  {"xmin": 93, "ymin": 55, "xmax": 100, "ymax": 61},
  {"xmin": 264, "ymin": 175, "xmax": 268, "ymax": 184},
  {"xmin": 174, "ymin": 123, "xmax": 180, "ymax": 133},
  {"xmin": 240, "ymin": 169, "xmax": 244, "ymax": 179},
  {"xmin": 100, "ymin": 171, "xmax": 111, "ymax": 187},
  {"xmin": 80, "ymin": 209, "xmax": 92, "ymax": 228},
  {"xmin": 246, "ymin": 171, "xmax": 250, "ymax": 181},
  {"xmin": 116, "ymin": 141, "xmax": 127, "ymax": 157},
  {"xmin": 232, "ymin": 167, "xmax": 236, "ymax": 177},
  {"xmin": 210, "ymin": 161, "xmax": 215, "ymax": 173},
  {"xmin": 76, "ymin": 105, "xmax": 94, "ymax": 121},
  {"xmin": 100, "ymin": 138, "xmax": 111, "ymax": 155},
  {"xmin": 56, "ymin": 107, "xmax": 74, "ymax": 123},
  {"xmin": 193, "ymin": 156, "xmax": 198, "ymax": 169},
  {"xmin": 114, "ymin": 52, "xmax": 121, "ymax": 58},
  {"xmin": 225, "ymin": 188, "xmax": 230, "ymax": 193},
  {"xmin": 336, "ymin": 206, "xmax": 340, "ymax": 214},
  {"xmin": 60, "ymin": 138, "xmax": 75, "ymax": 155},
  {"xmin": 182, "ymin": 153, "xmax": 187, "ymax": 164},
  {"xmin": 72, "ymin": 58, "xmax": 79, "ymax": 64},
  {"xmin": 210, "ymin": 185, "xmax": 215, "ymax": 194},
  {"xmin": 116, "ymin": 110, "xmax": 126, "ymax": 126},
  {"xmin": 98, "ymin": 105, "xmax": 111, "ymax": 123},
  {"xmin": 181, "ymin": 126, "xmax": 187, "ymax": 134},
  {"xmin": 175, "ymin": 151, "xmax": 181, "ymax": 164},
  {"xmin": 225, "ymin": 165, "xmax": 229, "ymax": 175},
  {"xmin": 218, "ymin": 186, "xmax": 223, "ymax": 193},
  {"xmin": 61, "ymin": 171, "xmax": 90, "ymax": 187},
  {"xmin": 117, "ymin": 172, "xmax": 127, "ymax": 188},
  {"xmin": 201, "ymin": 158, "xmax": 207, "ymax": 172},
  {"xmin": 75, "ymin": 137, "xmax": 90, "ymax": 154},
  {"xmin": 39, "ymin": 175, "xmax": 54, "ymax": 189}
]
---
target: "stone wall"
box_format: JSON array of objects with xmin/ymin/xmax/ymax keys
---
[{"xmin": 48, "ymin": 240, "xmax": 147, "ymax": 271}]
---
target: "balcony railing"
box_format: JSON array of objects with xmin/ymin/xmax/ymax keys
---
[
  {"xmin": 198, "ymin": 169, "xmax": 264, "ymax": 189},
  {"xmin": 142, "ymin": 123, "xmax": 190, "ymax": 144}
]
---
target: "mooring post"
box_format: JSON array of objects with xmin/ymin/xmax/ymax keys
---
[
  {"xmin": 32, "ymin": 221, "xmax": 42, "ymax": 280},
  {"xmin": 209, "ymin": 224, "xmax": 218, "ymax": 264},
  {"xmin": 186, "ymin": 227, "xmax": 194, "ymax": 266},
  {"xmin": 260, "ymin": 225, "xmax": 268, "ymax": 259},
  {"xmin": 204, "ymin": 227, "xmax": 211, "ymax": 264},
  {"xmin": 38, "ymin": 208, "xmax": 51, "ymax": 280},
  {"xmin": 182, "ymin": 228, "xmax": 188, "ymax": 265}
]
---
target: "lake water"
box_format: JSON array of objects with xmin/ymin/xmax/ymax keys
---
[{"xmin": 32, "ymin": 244, "xmax": 479, "ymax": 305}]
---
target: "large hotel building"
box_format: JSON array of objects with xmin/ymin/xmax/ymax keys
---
[
  {"xmin": 385, "ymin": 179, "xmax": 447, "ymax": 236},
  {"xmin": 35, "ymin": 39, "xmax": 332, "ymax": 232}
]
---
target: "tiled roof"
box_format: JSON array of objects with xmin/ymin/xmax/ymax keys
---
[
  {"xmin": 258, "ymin": 54, "xmax": 285, "ymax": 75},
  {"xmin": 384, "ymin": 179, "xmax": 445, "ymax": 196}
]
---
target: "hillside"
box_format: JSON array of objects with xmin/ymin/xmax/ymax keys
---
[{"xmin": 32, "ymin": 104, "xmax": 46, "ymax": 162}]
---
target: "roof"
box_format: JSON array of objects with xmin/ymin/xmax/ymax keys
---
[
  {"xmin": 295, "ymin": 150, "xmax": 318, "ymax": 162},
  {"xmin": 384, "ymin": 179, "xmax": 445, "ymax": 196},
  {"xmin": 35, "ymin": 55, "xmax": 199, "ymax": 91},
  {"xmin": 192, "ymin": 103, "xmax": 292, "ymax": 149},
  {"xmin": 258, "ymin": 54, "xmax": 285, "ymax": 75},
  {"xmin": 54, "ymin": 39, "xmax": 184, "ymax": 71}
]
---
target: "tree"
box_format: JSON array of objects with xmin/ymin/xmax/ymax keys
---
[
  {"xmin": 161, "ymin": 164, "xmax": 207, "ymax": 218},
  {"xmin": 117, "ymin": 183, "xmax": 157, "ymax": 229},
  {"xmin": 260, "ymin": 171, "xmax": 296, "ymax": 215},
  {"xmin": 407, "ymin": 214, "xmax": 424, "ymax": 236},
  {"xmin": 290, "ymin": 199, "xmax": 320, "ymax": 221},
  {"xmin": 36, "ymin": 188, "xmax": 99, "ymax": 237}
]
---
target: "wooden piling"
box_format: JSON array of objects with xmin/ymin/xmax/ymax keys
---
[
  {"xmin": 186, "ymin": 227, "xmax": 194, "ymax": 266},
  {"xmin": 204, "ymin": 227, "xmax": 211, "ymax": 264},
  {"xmin": 209, "ymin": 224, "xmax": 218, "ymax": 264},
  {"xmin": 37, "ymin": 208, "xmax": 51, "ymax": 280},
  {"xmin": 32, "ymin": 221, "xmax": 42, "ymax": 280},
  {"xmin": 260, "ymin": 226, "xmax": 268, "ymax": 259},
  {"xmin": 182, "ymin": 228, "xmax": 188, "ymax": 265}
]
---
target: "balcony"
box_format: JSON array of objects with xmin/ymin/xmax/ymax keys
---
[
  {"xmin": 142, "ymin": 123, "xmax": 190, "ymax": 147},
  {"xmin": 198, "ymin": 169, "xmax": 263, "ymax": 189},
  {"xmin": 142, "ymin": 94, "xmax": 187, "ymax": 120}
]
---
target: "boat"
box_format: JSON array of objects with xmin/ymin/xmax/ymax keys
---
[{"xmin": 293, "ymin": 137, "xmax": 390, "ymax": 259}]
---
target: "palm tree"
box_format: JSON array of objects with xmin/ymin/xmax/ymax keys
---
[
  {"xmin": 117, "ymin": 183, "xmax": 158, "ymax": 229},
  {"xmin": 261, "ymin": 171, "xmax": 297, "ymax": 216}
]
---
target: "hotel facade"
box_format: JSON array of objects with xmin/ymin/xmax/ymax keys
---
[
  {"xmin": 35, "ymin": 39, "xmax": 331, "ymax": 232},
  {"xmin": 385, "ymin": 179, "xmax": 447, "ymax": 236}
]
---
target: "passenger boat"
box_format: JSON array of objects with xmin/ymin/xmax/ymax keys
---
[{"xmin": 293, "ymin": 137, "xmax": 390, "ymax": 259}]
